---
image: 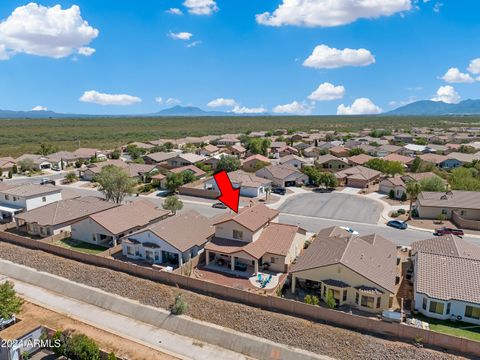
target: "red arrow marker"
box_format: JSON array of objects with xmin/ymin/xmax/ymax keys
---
[{"xmin": 214, "ymin": 171, "xmax": 240, "ymax": 213}]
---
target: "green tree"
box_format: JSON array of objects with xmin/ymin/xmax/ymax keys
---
[
  {"xmin": 302, "ymin": 166, "xmax": 321, "ymax": 185},
  {"xmin": 110, "ymin": 149, "xmax": 121, "ymax": 159},
  {"xmin": 12, "ymin": 165, "xmax": 18, "ymax": 174},
  {"xmin": 65, "ymin": 334, "xmax": 100, "ymax": 360},
  {"xmin": 107, "ymin": 352, "xmax": 117, "ymax": 360},
  {"xmin": 51, "ymin": 331, "xmax": 66, "ymax": 356},
  {"xmin": 406, "ymin": 180, "xmax": 422, "ymax": 220},
  {"xmin": 166, "ymin": 173, "xmax": 185, "ymax": 192},
  {"xmin": 163, "ymin": 195, "xmax": 184, "ymax": 215},
  {"xmin": 384, "ymin": 161, "xmax": 404, "ymax": 176},
  {"xmin": 410, "ymin": 157, "xmax": 421, "ymax": 173},
  {"xmin": 7, "ymin": 170, "xmax": 12, "ymax": 179},
  {"xmin": 449, "ymin": 167, "xmax": 480, "ymax": 191},
  {"xmin": 325, "ymin": 290, "xmax": 337, "ymax": 309},
  {"xmin": 96, "ymin": 165, "xmax": 136, "ymax": 204},
  {"xmin": 0, "ymin": 281, "xmax": 23, "ymax": 320},
  {"xmin": 37, "ymin": 143, "xmax": 58, "ymax": 156},
  {"xmin": 17, "ymin": 159, "xmax": 35, "ymax": 172},
  {"xmin": 181, "ymin": 170, "xmax": 196, "ymax": 184},
  {"xmin": 216, "ymin": 155, "xmax": 241, "ymax": 173},
  {"xmin": 415, "ymin": 138, "xmax": 428, "ymax": 145},
  {"xmin": 318, "ymin": 172, "xmax": 338, "ymax": 188},
  {"xmin": 125, "ymin": 144, "xmax": 145, "ymax": 160},
  {"xmin": 171, "ymin": 294, "xmax": 188, "ymax": 315},
  {"xmin": 419, "ymin": 176, "xmax": 446, "ymax": 192},
  {"xmin": 65, "ymin": 171, "xmax": 77, "ymax": 184},
  {"xmin": 348, "ymin": 148, "xmax": 365, "ymax": 156},
  {"xmin": 459, "ymin": 145, "xmax": 477, "ymax": 154}
]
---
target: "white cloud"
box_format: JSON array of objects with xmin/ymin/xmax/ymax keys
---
[
  {"xmin": 433, "ymin": 2, "xmax": 443, "ymax": 13},
  {"xmin": 0, "ymin": 3, "xmax": 98, "ymax": 60},
  {"xmin": 166, "ymin": 98, "xmax": 181, "ymax": 106},
  {"xmin": 79, "ymin": 90, "xmax": 142, "ymax": 106},
  {"xmin": 232, "ymin": 105, "xmax": 267, "ymax": 114},
  {"xmin": 308, "ymin": 82, "xmax": 345, "ymax": 101},
  {"xmin": 441, "ymin": 67, "xmax": 474, "ymax": 83},
  {"xmin": 155, "ymin": 97, "xmax": 163, "ymax": 104},
  {"xmin": 256, "ymin": 0, "xmax": 411, "ymax": 27},
  {"xmin": 166, "ymin": 8, "xmax": 183, "ymax": 15},
  {"xmin": 337, "ymin": 98, "xmax": 382, "ymax": 115},
  {"xmin": 207, "ymin": 98, "xmax": 238, "ymax": 108},
  {"xmin": 273, "ymin": 101, "xmax": 313, "ymax": 115},
  {"xmin": 467, "ymin": 58, "xmax": 480, "ymax": 75},
  {"xmin": 303, "ymin": 45, "xmax": 375, "ymax": 69},
  {"xmin": 31, "ymin": 105, "xmax": 47, "ymax": 111},
  {"xmin": 186, "ymin": 41, "xmax": 202, "ymax": 48},
  {"xmin": 431, "ymin": 85, "xmax": 460, "ymax": 104},
  {"xmin": 183, "ymin": 0, "xmax": 218, "ymax": 15},
  {"xmin": 388, "ymin": 96, "xmax": 417, "ymax": 107},
  {"xmin": 169, "ymin": 31, "xmax": 193, "ymax": 41}
]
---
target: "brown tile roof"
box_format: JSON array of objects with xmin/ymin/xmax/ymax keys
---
[
  {"xmin": 413, "ymin": 235, "xmax": 480, "ymax": 303},
  {"xmin": 230, "ymin": 144, "xmax": 246, "ymax": 153},
  {"xmin": 335, "ymin": 165, "xmax": 381, "ymax": 181},
  {"xmin": 144, "ymin": 151, "xmax": 179, "ymax": 163},
  {"xmin": 16, "ymin": 197, "xmax": 117, "ymax": 226},
  {"xmin": 125, "ymin": 163, "xmax": 157, "ymax": 177},
  {"xmin": 382, "ymin": 175, "xmax": 405, "ymax": 187},
  {"xmin": 132, "ymin": 210, "xmax": 214, "ymax": 252},
  {"xmin": 202, "ymin": 144, "xmax": 219, "ymax": 153},
  {"xmin": 446, "ymin": 152, "xmax": 480, "ymax": 163},
  {"xmin": 279, "ymin": 154, "xmax": 307, "ymax": 164},
  {"xmin": 72, "ymin": 148, "xmax": 104, "ymax": 158},
  {"xmin": 383, "ymin": 153, "xmax": 414, "ymax": 165},
  {"xmin": 257, "ymin": 164, "xmax": 304, "ymax": 180},
  {"xmin": 316, "ymin": 154, "xmax": 348, "ymax": 165},
  {"xmin": 89, "ymin": 200, "xmax": 169, "ymax": 235},
  {"xmin": 0, "ymin": 184, "xmax": 61, "ymax": 198},
  {"xmin": 291, "ymin": 226, "xmax": 397, "ymax": 293},
  {"xmin": 227, "ymin": 170, "xmax": 272, "ymax": 188},
  {"xmin": 402, "ymin": 172, "xmax": 442, "ymax": 183},
  {"xmin": 419, "ymin": 153, "xmax": 448, "ymax": 164},
  {"xmin": 212, "ymin": 203, "xmax": 279, "ymax": 232},
  {"xmin": 417, "ymin": 191, "xmax": 480, "ymax": 210},
  {"xmin": 243, "ymin": 154, "xmax": 271, "ymax": 164},
  {"xmin": 170, "ymin": 165, "xmax": 206, "ymax": 178},
  {"xmin": 348, "ymin": 154, "xmax": 373, "ymax": 165},
  {"xmin": 0, "ymin": 157, "xmax": 16, "ymax": 169},
  {"xmin": 206, "ymin": 223, "xmax": 303, "ymax": 259}
]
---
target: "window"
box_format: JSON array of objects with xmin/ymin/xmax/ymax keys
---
[
  {"xmin": 355, "ymin": 292, "xmax": 359, "ymax": 304},
  {"xmin": 5, "ymin": 195, "xmax": 9, "ymax": 200},
  {"xmin": 446, "ymin": 303, "xmax": 451, "ymax": 315},
  {"xmin": 376, "ymin": 297, "xmax": 381, "ymax": 309},
  {"xmin": 429, "ymin": 301, "xmax": 444, "ymax": 314},
  {"xmin": 13, "ymin": 196, "xmax": 17, "ymax": 201},
  {"xmin": 441, "ymin": 209, "xmax": 448, "ymax": 215},
  {"xmin": 361, "ymin": 295, "xmax": 375, "ymax": 309},
  {"xmin": 42, "ymin": 197, "xmax": 46, "ymax": 202},
  {"xmin": 127, "ymin": 246, "xmax": 134, "ymax": 256},
  {"xmin": 233, "ymin": 230, "xmax": 243, "ymax": 240},
  {"xmin": 422, "ymin": 297, "xmax": 427, "ymax": 310},
  {"xmin": 465, "ymin": 306, "xmax": 480, "ymax": 320},
  {"xmin": 343, "ymin": 290, "xmax": 347, "ymax": 302},
  {"xmin": 92, "ymin": 234, "xmax": 96, "ymax": 242}
]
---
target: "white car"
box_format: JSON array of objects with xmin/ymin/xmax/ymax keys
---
[{"xmin": 340, "ymin": 226, "xmax": 359, "ymax": 235}]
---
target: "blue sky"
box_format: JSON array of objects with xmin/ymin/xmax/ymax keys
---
[{"xmin": 0, "ymin": 0, "xmax": 479, "ymax": 115}]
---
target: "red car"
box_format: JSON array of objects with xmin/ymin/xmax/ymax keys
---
[{"xmin": 434, "ymin": 227, "xmax": 464, "ymax": 237}]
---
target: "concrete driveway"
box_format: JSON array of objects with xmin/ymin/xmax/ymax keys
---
[{"xmin": 278, "ymin": 192, "xmax": 383, "ymax": 224}]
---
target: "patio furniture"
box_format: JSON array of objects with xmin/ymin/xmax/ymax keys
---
[{"xmin": 257, "ymin": 274, "xmax": 263, "ymax": 283}]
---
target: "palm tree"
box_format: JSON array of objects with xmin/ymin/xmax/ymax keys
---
[{"xmin": 406, "ymin": 180, "xmax": 422, "ymax": 220}]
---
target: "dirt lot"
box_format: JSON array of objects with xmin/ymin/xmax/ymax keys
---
[
  {"xmin": 0, "ymin": 241, "xmax": 469, "ymax": 360},
  {"xmin": 18, "ymin": 302, "xmax": 177, "ymax": 360}
]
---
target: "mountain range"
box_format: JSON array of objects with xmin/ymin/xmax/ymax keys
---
[{"xmin": 2, "ymin": 100, "xmax": 480, "ymax": 118}]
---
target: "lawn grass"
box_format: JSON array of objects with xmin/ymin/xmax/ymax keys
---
[
  {"xmin": 1, "ymin": 115, "xmax": 480, "ymax": 157},
  {"xmin": 54, "ymin": 238, "xmax": 107, "ymax": 255},
  {"xmin": 416, "ymin": 314, "xmax": 480, "ymax": 341}
]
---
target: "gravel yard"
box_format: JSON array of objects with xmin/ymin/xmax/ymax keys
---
[{"xmin": 0, "ymin": 242, "xmax": 467, "ymax": 360}]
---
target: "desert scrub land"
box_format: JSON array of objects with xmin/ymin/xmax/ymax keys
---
[
  {"xmin": 1, "ymin": 115, "xmax": 480, "ymax": 156},
  {"xmin": 0, "ymin": 241, "xmax": 470, "ymax": 360}
]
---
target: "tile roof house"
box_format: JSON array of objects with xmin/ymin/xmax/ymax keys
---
[
  {"xmin": 123, "ymin": 210, "xmax": 214, "ymax": 268},
  {"xmin": 205, "ymin": 204, "xmax": 307, "ymax": 275},
  {"xmin": 329, "ymin": 146, "xmax": 350, "ymax": 158},
  {"xmin": 204, "ymin": 170, "xmax": 272, "ymax": 198},
  {"xmin": 446, "ymin": 152, "xmax": 480, "ymax": 164},
  {"xmin": 315, "ymin": 154, "xmax": 349, "ymax": 172},
  {"xmin": 241, "ymin": 154, "xmax": 271, "ymax": 172},
  {"xmin": 71, "ymin": 200, "xmax": 170, "ymax": 247},
  {"xmin": 0, "ymin": 184, "xmax": 63, "ymax": 222},
  {"xmin": 379, "ymin": 172, "xmax": 444, "ymax": 200},
  {"xmin": 169, "ymin": 165, "xmax": 206, "ymax": 179},
  {"xmin": 383, "ymin": 153, "xmax": 415, "ymax": 167},
  {"xmin": 199, "ymin": 144, "xmax": 220, "ymax": 156},
  {"xmin": 279, "ymin": 154, "xmax": 308, "ymax": 169},
  {"xmin": 255, "ymin": 164, "xmax": 308, "ymax": 188},
  {"xmin": 0, "ymin": 157, "xmax": 16, "ymax": 177},
  {"xmin": 290, "ymin": 226, "xmax": 398, "ymax": 313},
  {"xmin": 15, "ymin": 154, "xmax": 52, "ymax": 170},
  {"xmin": 419, "ymin": 153, "xmax": 462, "ymax": 170},
  {"xmin": 15, "ymin": 196, "xmax": 117, "ymax": 238},
  {"xmin": 348, "ymin": 154, "xmax": 374, "ymax": 166},
  {"xmin": 278, "ymin": 146, "xmax": 299, "ymax": 158},
  {"xmin": 415, "ymin": 191, "xmax": 480, "ymax": 228},
  {"xmin": 143, "ymin": 151, "xmax": 179, "ymax": 164},
  {"xmin": 334, "ymin": 166, "xmax": 382, "ymax": 189},
  {"xmin": 411, "ymin": 235, "xmax": 480, "ymax": 325}
]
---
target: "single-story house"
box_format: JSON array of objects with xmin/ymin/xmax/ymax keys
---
[
  {"xmin": 79, "ymin": 160, "xmax": 128, "ymax": 181},
  {"xmin": 228, "ymin": 144, "xmax": 247, "ymax": 158},
  {"xmin": 419, "ymin": 153, "xmax": 462, "ymax": 170},
  {"xmin": 278, "ymin": 146, "xmax": 299, "ymax": 158},
  {"xmin": 169, "ymin": 165, "xmax": 206, "ymax": 179},
  {"xmin": 46, "ymin": 151, "xmax": 77, "ymax": 170},
  {"xmin": 348, "ymin": 154, "xmax": 373, "ymax": 166},
  {"xmin": 270, "ymin": 142, "xmax": 287, "ymax": 154},
  {"xmin": 401, "ymin": 144, "xmax": 432, "ymax": 157},
  {"xmin": 329, "ymin": 146, "xmax": 350, "ymax": 158},
  {"xmin": 71, "ymin": 200, "xmax": 170, "ymax": 247},
  {"xmin": 15, "ymin": 154, "xmax": 52, "ymax": 171},
  {"xmin": 255, "ymin": 164, "xmax": 308, "ymax": 188},
  {"xmin": 15, "ymin": 196, "xmax": 117, "ymax": 238},
  {"xmin": 415, "ymin": 191, "xmax": 480, "ymax": 226},
  {"xmin": 302, "ymin": 146, "xmax": 323, "ymax": 158},
  {"xmin": 379, "ymin": 172, "xmax": 444, "ymax": 199},
  {"xmin": 199, "ymin": 144, "xmax": 220, "ymax": 156},
  {"xmin": 279, "ymin": 154, "xmax": 308, "ymax": 169},
  {"xmin": 122, "ymin": 210, "xmax": 214, "ymax": 268},
  {"xmin": 217, "ymin": 137, "xmax": 241, "ymax": 146},
  {"xmin": 205, "ymin": 204, "xmax": 306, "ymax": 275},
  {"xmin": 73, "ymin": 148, "xmax": 108, "ymax": 162},
  {"xmin": 204, "ymin": 170, "xmax": 271, "ymax": 198},
  {"xmin": 394, "ymin": 133, "xmax": 414, "ymax": 143},
  {"xmin": 335, "ymin": 166, "xmax": 382, "ymax": 189},
  {"xmin": 143, "ymin": 151, "xmax": 179, "ymax": 165},
  {"xmin": 315, "ymin": 154, "xmax": 349, "ymax": 171},
  {"xmin": 412, "ymin": 236, "xmax": 480, "ymax": 325},
  {"xmin": 0, "ymin": 184, "xmax": 62, "ymax": 222},
  {"xmin": 383, "ymin": 153, "xmax": 415, "ymax": 168},
  {"xmin": 241, "ymin": 154, "xmax": 271, "ymax": 172},
  {"xmin": 0, "ymin": 157, "xmax": 16, "ymax": 177},
  {"xmin": 370, "ymin": 144, "xmax": 402, "ymax": 157},
  {"xmin": 291, "ymin": 226, "xmax": 398, "ymax": 313},
  {"xmin": 446, "ymin": 152, "xmax": 480, "ymax": 165},
  {"xmin": 162, "ymin": 153, "xmax": 206, "ymax": 169}
]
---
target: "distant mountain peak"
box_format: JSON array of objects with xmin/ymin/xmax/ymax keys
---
[{"xmin": 387, "ymin": 99, "xmax": 480, "ymax": 115}]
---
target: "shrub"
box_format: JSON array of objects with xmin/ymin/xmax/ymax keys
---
[
  {"xmin": 171, "ymin": 294, "xmax": 188, "ymax": 315},
  {"xmin": 397, "ymin": 208, "xmax": 406, "ymax": 215},
  {"xmin": 437, "ymin": 213, "xmax": 447, "ymax": 223},
  {"xmin": 388, "ymin": 189, "xmax": 395, "ymax": 199},
  {"xmin": 400, "ymin": 192, "xmax": 407, "ymax": 202},
  {"xmin": 311, "ymin": 295, "xmax": 319, "ymax": 306},
  {"xmin": 65, "ymin": 334, "xmax": 100, "ymax": 360},
  {"xmin": 107, "ymin": 352, "xmax": 117, "ymax": 360},
  {"xmin": 391, "ymin": 211, "xmax": 399, "ymax": 218},
  {"xmin": 304, "ymin": 294, "xmax": 313, "ymax": 305},
  {"xmin": 325, "ymin": 291, "xmax": 337, "ymax": 309}
]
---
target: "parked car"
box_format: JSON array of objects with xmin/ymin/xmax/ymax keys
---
[
  {"xmin": 387, "ymin": 220, "xmax": 408, "ymax": 230},
  {"xmin": 212, "ymin": 202, "xmax": 227, "ymax": 209},
  {"xmin": 40, "ymin": 178, "xmax": 55, "ymax": 185},
  {"xmin": 434, "ymin": 227, "xmax": 464, "ymax": 237},
  {"xmin": 340, "ymin": 226, "xmax": 359, "ymax": 235},
  {"xmin": 272, "ymin": 187, "xmax": 286, "ymax": 195}
]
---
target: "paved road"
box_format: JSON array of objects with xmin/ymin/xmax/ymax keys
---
[
  {"xmin": 4, "ymin": 172, "xmax": 69, "ymax": 186},
  {"xmin": 278, "ymin": 193, "xmax": 383, "ymax": 225},
  {"xmin": 7, "ymin": 277, "xmax": 251, "ymax": 360}
]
